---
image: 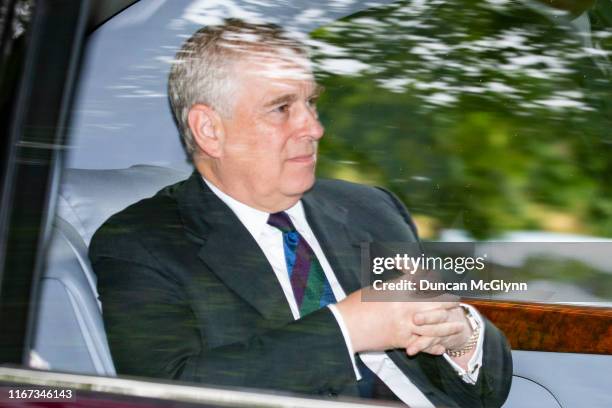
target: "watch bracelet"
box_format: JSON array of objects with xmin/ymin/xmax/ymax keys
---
[{"xmin": 446, "ymin": 324, "xmax": 480, "ymax": 357}]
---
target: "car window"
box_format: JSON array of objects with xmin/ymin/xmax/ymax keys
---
[
  {"xmin": 19, "ymin": 0, "xmax": 612, "ymax": 407},
  {"xmin": 310, "ymin": 0, "xmax": 612, "ymax": 306},
  {"xmin": 68, "ymin": 0, "xmax": 612, "ymax": 305}
]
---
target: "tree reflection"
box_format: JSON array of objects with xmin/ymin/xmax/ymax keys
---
[{"xmin": 310, "ymin": 0, "xmax": 611, "ymax": 239}]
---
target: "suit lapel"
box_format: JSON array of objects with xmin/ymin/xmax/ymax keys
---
[
  {"xmin": 176, "ymin": 174, "xmax": 368, "ymax": 320},
  {"xmin": 302, "ymin": 187, "xmax": 371, "ymax": 294},
  {"xmin": 176, "ymin": 172, "xmax": 292, "ymax": 323}
]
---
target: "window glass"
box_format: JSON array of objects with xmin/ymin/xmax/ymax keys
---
[
  {"xmin": 309, "ymin": 0, "xmax": 612, "ymax": 304},
  {"xmin": 314, "ymin": 0, "xmax": 611, "ymax": 241},
  {"xmin": 41, "ymin": 0, "xmax": 611, "ymax": 398},
  {"xmin": 71, "ymin": 0, "xmax": 612, "ymax": 304}
]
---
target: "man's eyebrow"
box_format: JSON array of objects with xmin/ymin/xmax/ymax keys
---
[
  {"xmin": 264, "ymin": 94, "xmax": 298, "ymax": 108},
  {"xmin": 263, "ymin": 85, "xmax": 325, "ymax": 108}
]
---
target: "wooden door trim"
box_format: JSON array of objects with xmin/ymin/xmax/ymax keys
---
[{"xmin": 464, "ymin": 300, "xmax": 612, "ymax": 354}]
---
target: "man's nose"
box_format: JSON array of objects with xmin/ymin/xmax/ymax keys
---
[{"xmin": 296, "ymin": 103, "xmax": 324, "ymax": 141}]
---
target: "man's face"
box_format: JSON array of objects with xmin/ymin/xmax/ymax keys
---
[{"xmin": 215, "ymin": 54, "xmax": 324, "ymax": 209}]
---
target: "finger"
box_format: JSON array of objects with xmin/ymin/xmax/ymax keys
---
[
  {"xmin": 418, "ymin": 342, "xmax": 446, "ymax": 356},
  {"xmin": 442, "ymin": 332, "xmax": 470, "ymax": 351},
  {"xmin": 413, "ymin": 301, "xmax": 459, "ymax": 313},
  {"xmin": 416, "ymin": 330, "xmax": 466, "ymax": 351},
  {"xmin": 439, "ymin": 301, "xmax": 460, "ymax": 309},
  {"xmin": 425, "ymin": 293, "xmax": 460, "ymax": 304},
  {"xmin": 429, "ymin": 344, "xmax": 446, "ymax": 355},
  {"xmin": 414, "ymin": 309, "xmax": 449, "ymax": 325},
  {"xmin": 447, "ymin": 306, "xmax": 471, "ymax": 325},
  {"xmin": 421, "ymin": 343, "xmax": 447, "ymax": 355},
  {"xmin": 412, "ymin": 321, "xmax": 464, "ymax": 338},
  {"xmin": 406, "ymin": 336, "xmax": 439, "ymax": 356}
]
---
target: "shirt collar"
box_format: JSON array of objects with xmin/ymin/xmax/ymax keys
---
[{"xmin": 202, "ymin": 176, "xmax": 306, "ymax": 237}]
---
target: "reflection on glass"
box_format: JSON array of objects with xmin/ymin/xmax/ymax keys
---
[
  {"xmin": 310, "ymin": 0, "xmax": 611, "ymax": 242},
  {"xmin": 70, "ymin": 0, "xmax": 611, "ymax": 304}
]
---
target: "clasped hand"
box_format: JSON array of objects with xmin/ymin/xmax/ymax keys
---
[
  {"xmin": 336, "ymin": 290, "xmax": 472, "ymax": 358},
  {"xmin": 406, "ymin": 305, "xmax": 472, "ymax": 356}
]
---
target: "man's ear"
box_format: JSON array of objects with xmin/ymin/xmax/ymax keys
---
[{"xmin": 187, "ymin": 104, "xmax": 225, "ymax": 158}]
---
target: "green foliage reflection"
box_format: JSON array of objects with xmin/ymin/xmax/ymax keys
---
[{"xmin": 311, "ymin": 0, "xmax": 611, "ymax": 239}]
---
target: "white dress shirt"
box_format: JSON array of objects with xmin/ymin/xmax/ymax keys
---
[{"xmin": 203, "ymin": 178, "xmax": 484, "ymax": 407}]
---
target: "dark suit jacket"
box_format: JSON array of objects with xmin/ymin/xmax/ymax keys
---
[{"xmin": 89, "ymin": 171, "xmax": 512, "ymax": 407}]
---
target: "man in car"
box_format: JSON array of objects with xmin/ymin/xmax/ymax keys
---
[{"xmin": 89, "ymin": 19, "xmax": 512, "ymax": 407}]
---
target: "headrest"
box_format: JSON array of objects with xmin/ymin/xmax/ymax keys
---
[{"xmin": 57, "ymin": 165, "xmax": 191, "ymax": 246}]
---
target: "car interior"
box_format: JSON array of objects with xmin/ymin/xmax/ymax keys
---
[
  {"xmin": 32, "ymin": 165, "xmax": 190, "ymax": 376},
  {"xmin": 18, "ymin": 0, "xmax": 612, "ymax": 407}
]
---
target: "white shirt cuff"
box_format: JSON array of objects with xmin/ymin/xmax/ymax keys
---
[
  {"xmin": 442, "ymin": 303, "xmax": 485, "ymax": 384},
  {"xmin": 327, "ymin": 304, "xmax": 362, "ymax": 380}
]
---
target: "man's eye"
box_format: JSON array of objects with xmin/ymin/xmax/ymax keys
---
[
  {"xmin": 308, "ymin": 97, "xmax": 318, "ymax": 107},
  {"xmin": 273, "ymin": 104, "xmax": 290, "ymax": 113}
]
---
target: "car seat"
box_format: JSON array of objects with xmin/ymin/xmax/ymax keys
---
[{"xmin": 31, "ymin": 165, "xmax": 190, "ymax": 375}]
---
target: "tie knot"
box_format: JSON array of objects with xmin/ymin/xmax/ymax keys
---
[{"xmin": 267, "ymin": 211, "xmax": 296, "ymax": 233}]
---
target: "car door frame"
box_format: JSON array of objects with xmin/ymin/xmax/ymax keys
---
[{"xmin": 0, "ymin": 0, "xmax": 90, "ymax": 364}]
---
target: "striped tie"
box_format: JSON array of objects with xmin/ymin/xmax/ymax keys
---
[
  {"xmin": 267, "ymin": 211, "xmax": 336, "ymax": 316},
  {"xmin": 268, "ymin": 212, "xmax": 400, "ymax": 402}
]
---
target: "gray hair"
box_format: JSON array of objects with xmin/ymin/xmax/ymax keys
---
[{"xmin": 168, "ymin": 19, "xmax": 308, "ymax": 156}]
